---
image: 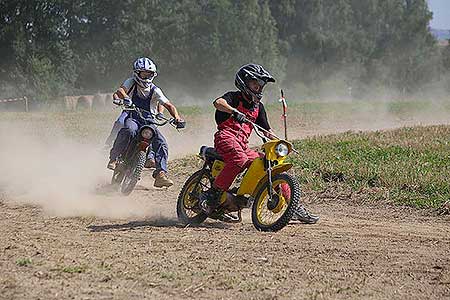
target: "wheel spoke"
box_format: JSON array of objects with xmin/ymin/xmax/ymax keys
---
[
  {"xmin": 183, "ymin": 175, "xmax": 211, "ymax": 218},
  {"xmin": 256, "ymin": 179, "xmax": 290, "ymax": 226}
]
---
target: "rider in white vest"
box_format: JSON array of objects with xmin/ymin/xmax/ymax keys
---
[{"xmin": 107, "ymin": 57, "xmax": 184, "ymax": 188}]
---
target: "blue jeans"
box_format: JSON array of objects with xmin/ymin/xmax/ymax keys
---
[
  {"xmin": 109, "ymin": 118, "xmax": 168, "ymax": 177},
  {"xmin": 106, "ymin": 112, "xmax": 156, "ymax": 160},
  {"xmin": 105, "ymin": 111, "xmax": 128, "ymax": 146}
]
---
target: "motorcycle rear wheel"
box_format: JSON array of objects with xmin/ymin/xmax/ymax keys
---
[
  {"xmin": 177, "ymin": 170, "xmax": 210, "ymax": 225},
  {"xmin": 252, "ymin": 172, "xmax": 300, "ymax": 232}
]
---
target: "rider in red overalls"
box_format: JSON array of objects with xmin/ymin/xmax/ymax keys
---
[{"xmin": 200, "ymin": 64, "xmax": 319, "ymax": 224}]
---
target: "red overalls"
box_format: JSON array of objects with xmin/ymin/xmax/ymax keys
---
[{"xmin": 213, "ymin": 100, "xmax": 262, "ymax": 191}]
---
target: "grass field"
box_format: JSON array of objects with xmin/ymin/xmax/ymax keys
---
[{"xmin": 291, "ymin": 125, "xmax": 450, "ymax": 208}]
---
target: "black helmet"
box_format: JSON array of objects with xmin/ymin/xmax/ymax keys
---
[{"xmin": 235, "ymin": 63, "xmax": 275, "ymax": 102}]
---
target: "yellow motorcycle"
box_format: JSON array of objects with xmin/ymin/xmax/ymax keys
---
[{"xmin": 177, "ymin": 120, "xmax": 300, "ymax": 232}]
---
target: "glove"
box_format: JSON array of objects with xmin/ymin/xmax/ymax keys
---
[
  {"xmin": 174, "ymin": 119, "xmax": 186, "ymax": 129},
  {"xmin": 112, "ymin": 98, "xmax": 122, "ymax": 106},
  {"xmin": 155, "ymin": 112, "xmax": 164, "ymax": 120},
  {"xmin": 232, "ymin": 109, "xmax": 247, "ymax": 124},
  {"xmin": 123, "ymin": 97, "xmax": 132, "ymax": 107}
]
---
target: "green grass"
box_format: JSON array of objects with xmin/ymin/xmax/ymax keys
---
[
  {"xmin": 386, "ymin": 100, "xmax": 432, "ymax": 116},
  {"xmin": 178, "ymin": 105, "xmax": 213, "ymax": 116},
  {"xmin": 291, "ymin": 125, "xmax": 450, "ymax": 208},
  {"xmin": 16, "ymin": 258, "xmax": 32, "ymax": 267},
  {"xmin": 61, "ymin": 266, "xmax": 86, "ymax": 273}
]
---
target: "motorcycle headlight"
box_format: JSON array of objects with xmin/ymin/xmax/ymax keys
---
[
  {"xmin": 141, "ymin": 128, "xmax": 154, "ymax": 140},
  {"xmin": 275, "ymin": 143, "xmax": 289, "ymax": 157}
]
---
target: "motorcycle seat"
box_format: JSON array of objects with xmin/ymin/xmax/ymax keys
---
[{"xmin": 199, "ymin": 146, "xmax": 223, "ymax": 161}]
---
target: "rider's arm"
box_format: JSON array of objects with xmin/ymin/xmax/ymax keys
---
[
  {"xmin": 157, "ymin": 103, "xmax": 164, "ymax": 114},
  {"xmin": 113, "ymin": 78, "xmax": 134, "ymax": 100},
  {"xmin": 162, "ymin": 101, "xmax": 182, "ymax": 122},
  {"xmin": 213, "ymin": 98, "xmax": 236, "ymax": 114},
  {"xmin": 154, "ymin": 87, "xmax": 182, "ymax": 121},
  {"xmin": 113, "ymin": 87, "xmax": 129, "ymax": 100}
]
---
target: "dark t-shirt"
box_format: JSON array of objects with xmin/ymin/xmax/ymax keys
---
[{"xmin": 214, "ymin": 91, "xmax": 271, "ymax": 130}]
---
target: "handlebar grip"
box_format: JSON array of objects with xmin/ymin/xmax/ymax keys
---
[
  {"xmin": 174, "ymin": 120, "xmax": 186, "ymax": 129},
  {"xmin": 112, "ymin": 99, "xmax": 122, "ymax": 106}
]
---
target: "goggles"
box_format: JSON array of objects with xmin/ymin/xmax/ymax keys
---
[
  {"xmin": 256, "ymin": 78, "xmax": 266, "ymax": 87},
  {"xmin": 138, "ymin": 71, "xmax": 155, "ymax": 79},
  {"xmin": 248, "ymin": 78, "xmax": 266, "ymax": 93}
]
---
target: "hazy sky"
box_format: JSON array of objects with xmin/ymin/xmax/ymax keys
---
[{"xmin": 428, "ymin": 0, "xmax": 450, "ymax": 29}]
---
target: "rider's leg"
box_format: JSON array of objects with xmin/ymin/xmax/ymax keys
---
[
  {"xmin": 108, "ymin": 119, "xmax": 138, "ymax": 169},
  {"xmin": 151, "ymin": 129, "xmax": 173, "ymax": 187},
  {"xmin": 105, "ymin": 111, "xmax": 127, "ymax": 147},
  {"xmin": 144, "ymin": 128, "xmax": 156, "ymax": 168},
  {"xmin": 145, "ymin": 149, "xmax": 156, "ymax": 167},
  {"xmin": 214, "ymin": 139, "xmax": 261, "ymax": 191},
  {"xmin": 147, "ymin": 150, "xmax": 155, "ymax": 160},
  {"xmin": 242, "ymin": 147, "xmax": 263, "ymax": 168},
  {"xmin": 151, "ymin": 128, "xmax": 168, "ymax": 176},
  {"xmin": 199, "ymin": 136, "xmax": 249, "ymax": 214}
]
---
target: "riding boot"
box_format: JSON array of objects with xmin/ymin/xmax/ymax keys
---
[
  {"xmin": 291, "ymin": 205, "xmax": 320, "ymax": 224},
  {"xmin": 199, "ymin": 187, "xmax": 223, "ymax": 215}
]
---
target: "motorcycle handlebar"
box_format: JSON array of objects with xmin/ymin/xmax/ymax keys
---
[
  {"xmin": 243, "ymin": 118, "xmax": 299, "ymax": 154},
  {"xmin": 114, "ymin": 101, "xmax": 185, "ymax": 129}
]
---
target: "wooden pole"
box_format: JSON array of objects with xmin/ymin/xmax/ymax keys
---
[
  {"xmin": 279, "ymin": 89, "xmax": 288, "ymax": 140},
  {"xmin": 24, "ymin": 96, "xmax": 28, "ymax": 112}
]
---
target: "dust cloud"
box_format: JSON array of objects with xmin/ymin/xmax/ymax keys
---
[{"xmin": 0, "ymin": 124, "xmax": 172, "ymax": 220}]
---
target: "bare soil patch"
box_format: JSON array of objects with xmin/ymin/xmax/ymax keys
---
[{"xmin": 1, "ymin": 168, "xmax": 449, "ymax": 300}]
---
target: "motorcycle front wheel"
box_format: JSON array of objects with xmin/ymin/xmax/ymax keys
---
[
  {"xmin": 120, "ymin": 150, "xmax": 146, "ymax": 196},
  {"xmin": 252, "ymin": 172, "xmax": 300, "ymax": 232}
]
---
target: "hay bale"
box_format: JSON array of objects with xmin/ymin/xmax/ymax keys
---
[
  {"xmin": 64, "ymin": 96, "xmax": 79, "ymax": 111},
  {"xmin": 76, "ymin": 95, "xmax": 94, "ymax": 110},
  {"xmin": 92, "ymin": 93, "xmax": 106, "ymax": 111},
  {"xmin": 103, "ymin": 93, "xmax": 113, "ymax": 104}
]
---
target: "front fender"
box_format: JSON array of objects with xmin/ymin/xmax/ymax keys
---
[
  {"xmin": 237, "ymin": 160, "xmax": 293, "ymax": 196},
  {"xmin": 251, "ymin": 164, "xmax": 293, "ymax": 198}
]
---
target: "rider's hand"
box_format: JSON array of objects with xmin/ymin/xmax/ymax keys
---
[
  {"xmin": 156, "ymin": 112, "xmax": 164, "ymax": 120},
  {"xmin": 174, "ymin": 118, "xmax": 186, "ymax": 129},
  {"xmin": 232, "ymin": 109, "xmax": 246, "ymax": 124},
  {"xmin": 123, "ymin": 97, "xmax": 132, "ymax": 107},
  {"xmin": 112, "ymin": 98, "xmax": 122, "ymax": 106}
]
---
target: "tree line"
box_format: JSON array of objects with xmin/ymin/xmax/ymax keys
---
[{"xmin": 0, "ymin": 0, "xmax": 448, "ymax": 102}]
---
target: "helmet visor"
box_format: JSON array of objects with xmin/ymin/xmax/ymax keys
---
[
  {"xmin": 247, "ymin": 79, "xmax": 266, "ymax": 94},
  {"xmin": 139, "ymin": 71, "xmax": 155, "ymax": 79}
]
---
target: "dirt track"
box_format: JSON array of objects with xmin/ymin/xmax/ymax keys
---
[{"xmin": 1, "ymin": 164, "xmax": 449, "ymax": 300}]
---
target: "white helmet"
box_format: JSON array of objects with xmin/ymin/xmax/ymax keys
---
[{"xmin": 133, "ymin": 57, "xmax": 157, "ymax": 88}]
